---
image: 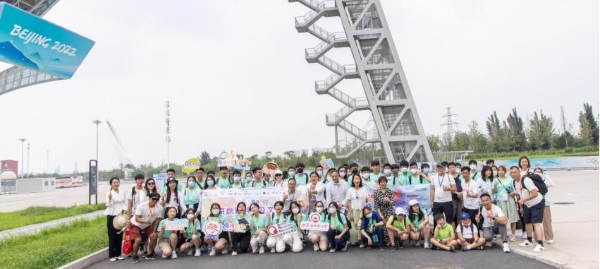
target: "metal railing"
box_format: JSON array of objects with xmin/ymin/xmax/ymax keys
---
[
  {"xmin": 339, "ymin": 120, "xmax": 367, "ymax": 140},
  {"xmin": 319, "ymin": 55, "xmax": 345, "ymax": 74},
  {"xmin": 307, "ymin": 24, "xmax": 334, "ymax": 40},
  {"xmin": 315, "ymin": 73, "xmax": 342, "ymax": 91},
  {"xmin": 329, "ymin": 87, "xmax": 356, "ymax": 107}
]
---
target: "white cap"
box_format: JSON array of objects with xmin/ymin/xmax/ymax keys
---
[
  {"xmin": 394, "ymin": 207, "xmax": 407, "ymax": 215},
  {"xmin": 275, "ymin": 170, "xmax": 283, "ymax": 175},
  {"xmin": 408, "ymin": 199, "xmax": 419, "ymax": 206}
]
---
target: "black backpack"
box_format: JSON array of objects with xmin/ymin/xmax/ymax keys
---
[
  {"xmin": 408, "ymin": 175, "xmax": 424, "ymax": 184},
  {"xmin": 519, "ymin": 173, "xmax": 548, "ymax": 196},
  {"xmin": 459, "ymin": 222, "xmax": 475, "ymax": 236},
  {"xmin": 327, "ymin": 213, "xmax": 352, "ymax": 229}
]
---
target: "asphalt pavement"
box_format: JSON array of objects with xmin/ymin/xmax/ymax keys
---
[{"xmin": 85, "ymin": 245, "xmax": 556, "ymax": 269}]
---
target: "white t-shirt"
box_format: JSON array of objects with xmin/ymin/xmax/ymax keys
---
[
  {"xmin": 346, "ymin": 187, "xmax": 368, "ymax": 211},
  {"xmin": 127, "ymin": 186, "xmax": 148, "ymax": 212},
  {"xmin": 456, "ymin": 223, "xmax": 479, "ymax": 239},
  {"xmin": 518, "ymin": 177, "xmax": 543, "ymax": 208},
  {"xmin": 431, "ymin": 174, "xmax": 456, "ymax": 203},
  {"xmin": 131, "ymin": 201, "xmax": 164, "ymax": 229},
  {"xmin": 461, "ymin": 179, "xmax": 480, "ymax": 210},
  {"xmin": 480, "ymin": 204, "xmax": 504, "ymax": 228},
  {"xmin": 283, "ymin": 188, "xmax": 302, "ymax": 212}
]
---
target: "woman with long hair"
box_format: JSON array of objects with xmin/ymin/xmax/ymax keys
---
[
  {"xmin": 493, "ymin": 165, "xmax": 520, "ymax": 242},
  {"xmin": 205, "ymin": 203, "xmax": 229, "ymax": 256},
  {"xmin": 231, "ymin": 202, "xmax": 251, "ymax": 256},
  {"xmin": 105, "ymin": 177, "xmax": 126, "ymax": 261}
]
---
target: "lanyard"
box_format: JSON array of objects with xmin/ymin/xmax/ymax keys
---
[
  {"xmin": 438, "ymin": 175, "xmax": 445, "ymax": 188},
  {"xmin": 288, "ymin": 191, "xmax": 296, "ymax": 202}
]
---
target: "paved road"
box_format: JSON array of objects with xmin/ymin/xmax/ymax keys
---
[{"xmin": 86, "ymin": 245, "xmax": 556, "ymax": 269}]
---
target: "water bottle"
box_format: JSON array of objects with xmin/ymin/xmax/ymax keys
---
[{"xmin": 372, "ymin": 234, "xmax": 378, "ymax": 243}]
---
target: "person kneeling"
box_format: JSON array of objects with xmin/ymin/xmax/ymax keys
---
[
  {"xmin": 157, "ymin": 207, "xmax": 182, "ymax": 259},
  {"xmin": 360, "ymin": 207, "xmax": 385, "ymax": 251},
  {"xmin": 456, "ymin": 212, "xmax": 485, "ymax": 251},
  {"xmin": 386, "ymin": 207, "xmax": 411, "ymax": 250},
  {"xmin": 429, "ymin": 213, "xmax": 457, "ymax": 252}
]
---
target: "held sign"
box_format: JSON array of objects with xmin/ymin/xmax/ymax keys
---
[
  {"xmin": 300, "ymin": 212, "xmax": 329, "ymax": 231},
  {"xmin": 266, "ymin": 223, "xmax": 296, "ymax": 236},
  {"xmin": 202, "ymin": 220, "xmax": 222, "ymax": 241},
  {"xmin": 164, "ymin": 219, "xmax": 188, "ymax": 231}
]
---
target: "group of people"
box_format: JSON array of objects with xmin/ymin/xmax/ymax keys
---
[{"xmin": 103, "ymin": 156, "xmax": 555, "ymax": 263}]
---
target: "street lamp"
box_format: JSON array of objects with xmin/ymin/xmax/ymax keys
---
[
  {"xmin": 19, "ymin": 138, "xmax": 26, "ymax": 178},
  {"xmin": 92, "ymin": 120, "xmax": 103, "ymax": 162}
]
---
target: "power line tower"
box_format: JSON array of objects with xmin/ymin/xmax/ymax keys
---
[
  {"xmin": 287, "ymin": 0, "xmax": 434, "ymax": 163},
  {"xmin": 440, "ymin": 107, "xmax": 459, "ymax": 148}
]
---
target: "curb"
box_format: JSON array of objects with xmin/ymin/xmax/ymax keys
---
[
  {"xmin": 493, "ymin": 241, "xmax": 583, "ymax": 269},
  {"xmin": 0, "ymin": 211, "xmax": 105, "ymax": 240},
  {"xmin": 57, "ymin": 248, "xmax": 108, "ymax": 269}
]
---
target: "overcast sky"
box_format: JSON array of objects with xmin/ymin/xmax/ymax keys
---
[{"xmin": 0, "ymin": 0, "xmax": 597, "ymax": 174}]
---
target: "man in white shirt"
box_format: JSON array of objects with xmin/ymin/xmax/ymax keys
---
[
  {"xmin": 477, "ymin": 193, "xmax": 510, "ymax": 253},
  {"xmin": 130, "ymin": 192, "xmax": 164, "ymax": 263},
  {"xmin": 461, "ymin": 167, "xmax": 480, "ymax": 225},
  {"xmin": 511, "ymin": 166, "xmax": 545, "ymax": 252},
  {"xmin": 326, "ymin": 170, "xmax": 349, "ymax": 213},
  {"xmin": 282, "ymin": 178, "xmax": 301, "ymax": 217},
  {"xmin": 430, "ymin": 162, "xmax": 457, "ymax": 229},
  {"xmin": 127, "ymin": 174, "xmax": 148, "ymax": 256},
  {"xmin": 456, "ymin": 212, "xmax": 485, "ymax": 252}
]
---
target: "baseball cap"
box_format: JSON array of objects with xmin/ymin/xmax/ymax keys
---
[
  {"xmin": 274, "ymin": 170, "xmax": 283, "ymax": 176},
  {"xmin": 436, "ymin": 161, "xmax": 448, "ymax": 168},
  {"xmin": 460, "ymin": 212, "xmax": 470, "ymax": 219},
  {"xmin": 408, "ymin": 199, "xmax": 419, "ymax": 206},
  {"xmin": 167, "ymin": 177, "xmax": 178, "ymax": 184},
  {"xmin": 394, "ymin": 207, "xmax": 407, "ymax": 216}
]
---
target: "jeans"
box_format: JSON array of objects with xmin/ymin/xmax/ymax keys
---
[
  {"xmin": 327, "ymin": 229, "xmax": 350, "ymax": 250},
  {"xmin": 361, "ymin": 226, "xmax": 385, "ymax": 247}
]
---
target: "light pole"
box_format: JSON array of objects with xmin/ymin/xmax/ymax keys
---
[
  {"xmin": 92, "ymin": 119, "xmax": 103, "ymax": 172},
  {"xmin": 19, "ymin": 138, "xmax": 26, "ymax": 178}
]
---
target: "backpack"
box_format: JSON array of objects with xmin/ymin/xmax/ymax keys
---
[
  {"xmin": 459, "ymin": 222, "xmax": 475, "ymax": 236},
  {"xmin": 408, "ymin": 175, "xmax": 424, "ymax": 184},
  {"xmin": 471, "ymin": 172, "xmax": 478, "ymax": 180},
  {"xmin": 131, "ymin": 186, "xmax": 137, "ymax": 208},
  {"xmin": 326, "ymin": 213, "xmax": 352, "ymax": 229},
  {"xmin": 520, "ymin": 173, "xmax": 548, "ymax": 196}
]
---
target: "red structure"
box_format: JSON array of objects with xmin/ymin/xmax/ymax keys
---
[{"xmin": 1, "ymin": 160, "xmax": 18, "ymax": 175}]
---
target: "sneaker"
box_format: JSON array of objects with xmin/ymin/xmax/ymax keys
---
[
  {"xmin": 171, "ymin": 252, "xmax": 178, "ymax": 259},
  {"xmin": 342, "ymin": 244, "xmax": 348, "ymax": 252},
  {"xmin": 424, "ymin": 242, "xmax": 430, "ymax": 249},
  {"xmin": 359, "ymin": 244, "xmax": 365, "ymax": 248},
  {"xmin": 485, "ymin": 242, "xmax": 493, "ymax": 248},
  {"xmin": 271, "ymin": 248, "xmax": 276, "ymax": 253},
  {"xmin": 132, "ymin": 256, "xmax": 139, "ymax": 264},
  {"xmin": 379, "ymin": 247, "xmax": 385, "ymax": 252},
  {"xmin": 222, "ymin": 249, "xmax": 228, "ymax": 255},
  {"xmin": 414, "ymin": 241, "xmax": 421, "ymax": 248},
  {"xmin": 510, "ymin": 236, "xmax": 517, "ymax": 242},
  {"xmin": 116, "ymin": 256, "xmax": 126, "ymax": 260},
  {"xmin": 231, "ymin": 251, "xmax": 237, "ymax": 256},
  {"xmin": 209, "ymin": 249, "xmax": 216, "ymax": 256},
  {"xmin": 161, "ymin": 254, "xmax": 167, "ymax": 259},
  {"xmin": 462, "ymin": 247, "xmax": 469, "ymax": 252},
  {"xmin": 195, "ymin": 249, "xmax": 201, "ymax": 257},
  {"xmin": 330, "ymin": 249, "xmax": 336, "ymax": 253},
  {"xmin": 503, "ymin": 243, "xmax": 511, "ymax": 253},
  {"xmin": 519, "ymin": 240, "xmax": 532, "ymax": 247},
  {"xmin": 109, "ymin": 257, "xmax": 117, "ymax": 262},
  {"xmin": 533, "ymin": 244, "xmax": 545, "ymax": 252},
  {"xmin": 313, "ymin": 244, "xmax": 319, "ymax": 252},
  {"xmin": 390, "ymin": 246, "xmax": 397, "ymax": 251},
  {"xmin": 140, "ymin": 251, "xmax": 147, "ymax": 258},
  {"xmin": 259, "ymin": 246, "xmax": 265, "ymax": 254},
  {"xmin": 479, "ymin": 245, "xmax": 485, "ymax": 250},
  {"xmin": 187, "ymin": 249, "xmax": 193, "ymax": 256},
  {"xmin": 145, "ymin": 252, "xmax": 157, "ymax": 260},
  {"xmin": 448, "ymin": 246, "xmax": 455, "ymax": 253},
  {"xmin": 399, "ymin": 242, "xmax": 404, "ymax": 249},
  {"xmin": 521, "ymin": 232, "xmax": 528, "ymax": 239},
  {"xmin": 547, "ymin": 240, "xmax": 554, "ymax": 244}
]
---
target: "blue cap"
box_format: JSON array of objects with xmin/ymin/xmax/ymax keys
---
[{"xmin": 460, "ymin": 212, "xmax": 470, "ymax": 219}]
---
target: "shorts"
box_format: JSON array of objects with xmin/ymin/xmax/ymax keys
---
[
  {"xmin": 432, "ymin": 201, "xmax": 454, "ymax": 224},
  {"xmin": 218, "ymin": 232, "xmax": 229, "ymax": 241},
  {"xmin": 130, "ymin": 224, "xmax": 154, "ymax": 240},
  {"xmin": 464, "ymin": 238, "xmax": 474, "ymax": 244},
  {"xmin": 523, "ymin": 200, "xmax": 544, "ymax": 224}
]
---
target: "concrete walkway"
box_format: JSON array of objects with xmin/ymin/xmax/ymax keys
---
[{"xmin": 0, "ymin": 210, "xmax": 105, "ymax": 240}]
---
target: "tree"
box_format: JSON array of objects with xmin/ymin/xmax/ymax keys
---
[
  {"xmin": 578, "ymin": 112, "xmax": 594, "ymax": 146},
  {"xmin": 468, "ymin": 121, "xmax": 487, "ymax": 153},
  {"xmin": 506, "ymin": 108, "xmax": 527, "ymax": 151},
  {"xmin": 284, "ymin": 151, "xmax": 296, "ymax": 159},
  {"xmin": 200, "ymin": 151, "xmax": 211, "ymax": 165},
  {"xmin": 427, "ymin": 134, "xmax": 442, "ymax": 151},
  {"xmin": 528, "ymin": 111, "xmax": 554, "ymax": 150},
  {"xmin": 486, "ymin": 111, "xmax": 502, "ymax": 152},
  {"xmin": 582, "ymin": 103, "xmax": 599, "ymax": 145}
]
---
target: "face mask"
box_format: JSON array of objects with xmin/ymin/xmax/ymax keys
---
[
  {"xmin": 384, "ymin": 169, "xmax": 392, "ymax": 175},
  {"xmin": 317, "ymin": 171, "xmax": 323, "ymax": 177},
  {"xmin": 296, "ymin": 168, "xmax": 304, "ymax": 173},
  {"xmin": 339, "ymin": 171, "xmax": 346, "ymax": 177},
  {"xmin": 211, "ymin": 209, "xmax": 220, "ymax": 215},
  {"xmin": 365, "ymin": 213, "xmax": 373, "ymax": 219},
  {"xmin": 246, "ymin": 176, "xmax": 253, "ymax": 182},
  {"xmin": 316, "ymin": 207, "xmax": 324, "ymax": 213},
  {"xmin": 187, "ymin": 214, "xmax": 195, "ymax": 220},
  {"xmin": 400, "ymin": 168, "xmax": 408, "ymax": 173},
  {"xmin": 352, "ymin": 169, "xmax": 358, "ymax": 174},
  {"xmin": 470, "ymin": 165, "xmax": 477, "ymax": 170},
  {"xmin": 292, "ymin": 208, "xmax": 300, "ymax": 214},
  {"xmin": 492, "ymin": 171, "xmax": 498, "ymax": 177},
  {"xmin": 423, "ymin": 168, "xmax": 430, "ymax": 174},
  {"xmin": 207, "ymin": 181, "xmax": 214, "ymax": 187},
  {"xmin": 234, "ymin": 177, "xmax": 241, "ymax": 183},
  {"xmin": 455, "ymin": 168, "xmax": 461, "ymax": 173},
  {"xmin": 362, "ymin": 173, "xmax": 369, "ymax": 179},
  {"xmin": 328, "ymin": 208, "xmax": 337, "ymax": 214},
  {"xmin": 289, "ymin": 171, "xmax": 296, "ymax": 177},
  {"xmin": 410, "ymin": 168, "xmax": 417, "ymax": 174},
  {"xmin": 188, "ymin": 181, "xmax": 195, "ymax": 187}
]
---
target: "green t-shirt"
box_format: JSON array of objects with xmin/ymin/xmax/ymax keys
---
[
  {"xmin": 250, "ymin": 214, "xmax": 268, "ymax": 234},
  {"xmin": 286, "ymin": 213, "xmax": 308, "ymax": 229},
  {"xmin": 407, "ymin": 174, "xmax": 426, "ymax": 185},
  {"xmin": 388, "ymin": 215, "xmax": 411, "ymax": 231},
  {"xmin": 185, "ymin": 219, "xmax": 202, "ymax": 238},
  {"xmin": 217, "ymin": 177, "xmax": 230, "ymax": 189},
  {"xmin": 295, "ymin": 174, "xmax": 309, "ymax": 185},
  {"xmin": 369, "ymin": 173, "xmax": 383, "ymax": 182},
  {"xmin": 436, "ymin": 224, "xmax": 453, "ymax": 240},
  {"xmin": 270, "ymin": 212, "xmax": 285, "ymax": 225},
  {"xmin": 494, "ymin": 176, "xmax": 512, "ymax": 197},
  {"xmin": 327, "ymin": 213, "xmax": 347, "ymax": 232},
  {"xmin": 399, "ymin": 173, "xmax": 410, "ymax": 185},
  {"xmin": 387, "ymin": 175, "xmax": 401, "ymax": 188},
  {"xmin": 207, "ymin": 214, "xmax": 229, "ymax": 224},
  {"xmin": 409, "ymin": 209, "xmax": 427, "ymax": 229},
  {"xmin": 157, "ymin": 218, "xmax": 176, "ymax": 238}
]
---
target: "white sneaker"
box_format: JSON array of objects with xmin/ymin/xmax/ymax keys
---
[
  {"xmin": 209, "ymin": 249, "xmax": 216, "ymax": 256},
  {"xmin": 519, "ymin": 240, "xmax": 532, "ymax": 247},
  {"xmin": 510, "ymin": 236, "xmax": 516, "ymax": 242},
  {"xmin": 330, "ymin": 249, "xmax": 336, "ymax": 253},
  {"xmin": 485, "ymin": 242, "xmax": 493, "ymax": 248},
  {"xmin": 424, "ymin": 242, "xmax": 430, "ymax": 249},
  {"xmin": 259, "ymin": 246, "xmax": 265, "ymax": 254},
  {"xmin": 521, "ymin": 233, "xmax": 528, "ymax": 239},
  {"xmin": 109, "ymin": 257, "xmax": 117, "ymax": 262},
  {"xmin": 547, "ymin": 240, "xmax": 554, "ymax": 244},
  {"xmin": 194, "ymin": 249, "xmax": 201, "ymax": 257},
  {"xmin": 503, "ymin": 243, "xmax": 511, "ymax": 253},
  {"xmin": 231, "ymin": 251, "xmax": 237, "ymax": 256},
  {"xmin": 161, "ymin": 254, "xmax": 168, "ymax": 259},
  {"xmin": 171, "ymin": 252, "xmax": 178, "ymax": 259},
  {"xmin": 271, "ymin": 248, "xmax": 276, "ymax": 253},
  {"xmin": 533, "ymin": 244, "xmax": 545, "ymax": 252},
  {"xmin": 116, "ymin": 256, "xmax": 126, "ymax": 260},
  {"xmin": 313, "ymin": 244, "xmax": 319, "ymax": 252},
  {"xmin": 187, "ymin": 249, "xmax": 193, "ymax": 256},
  {"xmin": 222, "ymin": 249, "xmax": 228, "ymax": 255}
]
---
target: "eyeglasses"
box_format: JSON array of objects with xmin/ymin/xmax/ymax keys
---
[
  {"xmin": 147, "ymin": 182, "xmax": 155, "ymax": 185},
  {"xmin": 151, "ymin": 198, "xmax": 159, "ymax": 201},
  {"xmin": 275, "ymin": 174, "xmax": 282, "ymax": 177}
]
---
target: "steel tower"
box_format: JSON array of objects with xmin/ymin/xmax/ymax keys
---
[{"xmin": 288, "ymin": 0, "xmax": 434, "ymax": 163}]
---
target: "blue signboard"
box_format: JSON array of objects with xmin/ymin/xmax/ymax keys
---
[{"xmin": 0, "ymin": 3, "xmax": 95, "ymax": 79}]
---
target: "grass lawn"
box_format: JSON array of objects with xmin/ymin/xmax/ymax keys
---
[
  {"xmin": 0, "ymin": 216, "xmax": 107, "ymax": 269},
  {"xmin": 467, "ymin": 151, "xmax": 598, "ymax": 160},
  {"xmin": 0, "ymin": 204, "xmax": 106, "ymax": 231}
]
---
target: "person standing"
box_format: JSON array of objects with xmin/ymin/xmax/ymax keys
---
[
  {"xmin": 346, "ymin": 174, "xmax": 368, "ymax": 245},
  {"xmin": 430, "ymin": 162, "xmax": 457, "ymax": 229},
  {"xmin": 461, "ymin": 167, "xmax": 480, "ymax": 225},
  {"xmin": 534, "ymin": 168, "xmax": 554, "ymax": 244},
  {"xmin": 325, "ymin": 170, "xmax": 348, "ymax": 213},
  {"xmin": 511, "ymin": 166, "xmax": 545, "ymax": 252},
  {"xmin": 493, "ymin": 165, "xmax": 520, "ymax": 241},
  {"xmin": 105, "ymin": 177, "xmax": 126, "ymax": 261}
]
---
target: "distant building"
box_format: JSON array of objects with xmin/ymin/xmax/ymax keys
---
[{"xmin": 1, "ymin": 160, "xmax": 18, "ymax": 175}]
